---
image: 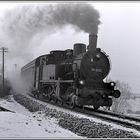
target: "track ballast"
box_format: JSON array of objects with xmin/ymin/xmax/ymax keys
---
[{"xmin": 28, "ymin": 93, "xmax": 140, "ymax": 132}]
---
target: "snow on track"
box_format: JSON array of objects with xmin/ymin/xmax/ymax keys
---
[
  {"xmin": 0, "ymin": 95, "xmax": 81, "ymax": 138},
  {"xmin": 26, "ymin": 95, "xmax": 140, "ymax": 136}
]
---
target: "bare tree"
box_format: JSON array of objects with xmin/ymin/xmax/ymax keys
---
[{"xmin": 111, "ymin": 80, "xmax": 132, "ymax": 114}]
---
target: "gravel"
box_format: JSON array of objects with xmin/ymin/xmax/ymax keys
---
[{"xmin": 14, "ymin": 94, "xmax": 140, "ymax": 138}]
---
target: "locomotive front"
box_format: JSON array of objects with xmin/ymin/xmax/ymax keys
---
[{"xmin": 74, "ymin": 34, "xmax": 121, "ymax": 109}]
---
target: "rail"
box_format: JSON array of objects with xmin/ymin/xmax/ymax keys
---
[{"xmin": 0, "ymin": 106, "xmax": 15, "ymax": 113}]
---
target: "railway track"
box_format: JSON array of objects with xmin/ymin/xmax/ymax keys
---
[
  {"xmin": 0, "ymin": 106, "xmax": 15, "ymax": 113},
  {"xmin": 29, "ymin": 93, "xmax": 140, "ymax": 131},
  {"xmin": 75, "ymin": 107, "xmax": 140, "ymax": 131}
]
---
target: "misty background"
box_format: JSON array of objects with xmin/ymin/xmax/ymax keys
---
[{"xmin": 0, "ymin": 2, "xmax": 139, "ymax": 94}]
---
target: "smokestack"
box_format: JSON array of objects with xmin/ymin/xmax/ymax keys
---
[{"xmin": 89, "ymin": 34, "xmax": 98, "ymax": 51}]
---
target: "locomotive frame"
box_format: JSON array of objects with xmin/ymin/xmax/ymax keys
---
[{"xmin": 21, "ymin": 34, "xmax": 121, "ymax": 109}]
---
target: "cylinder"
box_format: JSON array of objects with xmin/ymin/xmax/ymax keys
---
[
  {"xmin": 73, "ymin": 43, "xmax": 86, "ymax": 56},
  {"xmin": 89, "ymin": 34, "xmax": 98, "ymax": 51}
]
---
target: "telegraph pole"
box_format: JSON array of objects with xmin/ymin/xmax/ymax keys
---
[
  {"xmin": 14, "ymin": 64, "xmax": 17, "ymax": 70},
  {"xmin": 0, "ymin": 47, "xmax": 8, "ymax": 95}
]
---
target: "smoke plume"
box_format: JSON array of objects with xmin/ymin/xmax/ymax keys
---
[
  {"xmin": 2, "ymin": 3, "xmax": 100, "ymax": 61},
  {"xmin": 0, "ymin": 3, "xmax": 100, "ymax": 93},
  {"xmin": 3, "ymin": 3, "xmax": 100, "ymax": 35}
]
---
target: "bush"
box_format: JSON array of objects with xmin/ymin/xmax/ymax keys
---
[
  {"xmin": 0, "ymin": 76, "xmax": 12, "ymax": 97},
  {"xmin": 106, "ymin": 78, "xmax": 132, "ymax": 114},
  {"xmin": 127, "ymin": 109, "xmax": 132, "ymax": 113},
  {"xmin": 111, "ymin": 80, "xmax": 132, "ymax": 114}
]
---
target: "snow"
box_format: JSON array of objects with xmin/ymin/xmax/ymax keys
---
[
  {"xmin": 127, "ymin": 98, "xmax": 140, "ymax": 113},
  {"xmin": 0, "ymin": 95, "xmax": 140, "ymax": 138},
  {"xmin": 0, "ymin": 96, "xmax": 30, "ymax": 116},
  {"xmin": 0, "ymin": 112, "xmax": 47, "ymax": 137},
  {"xmin": 26, "ymin": 95, "xmax": 140, "ymax": 137},
  {"xmin": 0, "ymin": 96, "xmax": 81, "ymax": 138},
  {"xmin": 123, "ymin": 97, "xmax": 140, "ymax": 118}
]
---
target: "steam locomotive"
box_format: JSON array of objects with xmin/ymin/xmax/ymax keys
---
[{"xmin": 21, "ymin": 34, "xmax": 121, "ymax": 109}]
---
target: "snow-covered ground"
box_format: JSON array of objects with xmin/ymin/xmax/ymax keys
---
[
  {"xmin": 0, "ymin": 95, "xmax": 140, "ymax": 138},
  {"xmin": 127, "ymin": 98, "xmax": 140, "ymax": 113},
  {"xmin": 0, "ymin": 96, "xmax": 81, "ymax": 138}
]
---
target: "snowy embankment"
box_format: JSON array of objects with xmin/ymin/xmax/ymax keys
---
[
  {"xmin": 0, "ymin": 95, "xmax": 81, "ymax": 138},
  {"xmin": 12, "ymin": 94, "xmax": 140, "ymax": 138},
  {"xmin": 127, "ymin": 98, "xmax": 140, "ymax": 114}
]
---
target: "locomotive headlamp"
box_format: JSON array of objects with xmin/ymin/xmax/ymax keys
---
[
  {"xmin": 110, "ymin": 82, "xmax": 115, "ymax": 87},
  {"xmin": 96, "ymin": 53, "xmax": 101, "ymax": 59},
  {"xmin": 79, "ymin": 80, "xmax": 85, "ymax": 85}
]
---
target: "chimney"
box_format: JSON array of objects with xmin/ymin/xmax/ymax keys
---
[{"xmin": 89, "ymin": 34, "xmax": 98, "ymax": 51}]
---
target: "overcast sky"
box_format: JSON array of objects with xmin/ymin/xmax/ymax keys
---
[{"xmin": 0, "ymin": 2, "xmax": 140, "ymax": 94}]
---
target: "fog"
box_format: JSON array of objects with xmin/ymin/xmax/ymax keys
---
[{"xmin": 0, "ymin": 2, "xmax": 140, "ymax": 94}]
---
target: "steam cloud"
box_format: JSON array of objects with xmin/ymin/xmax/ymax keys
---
[
  {"xmin": 4, "ymin": 3, "xmax": 100, "ymax": 35},
  {"xmin": 2, "ymin": 3, "xmax": 100, "ymax": 62},
  {"xmin": 0, "ymin": 3, "xmax": 100, "ymax": 94}
]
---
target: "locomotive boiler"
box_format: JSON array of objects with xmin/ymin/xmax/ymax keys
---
[{"xmin": 21, "ymin": 34, "xmax": 121, "ymax": 109}]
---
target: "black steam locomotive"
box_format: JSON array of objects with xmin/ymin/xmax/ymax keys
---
[{"xmin": 21, "ymin": 34, "xmax": 121, "ymax": 109}]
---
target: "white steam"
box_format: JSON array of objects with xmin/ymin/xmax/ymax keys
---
[{"xmin": 0, "ymin": 3, "xmax": 100, "ymax": 94}]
